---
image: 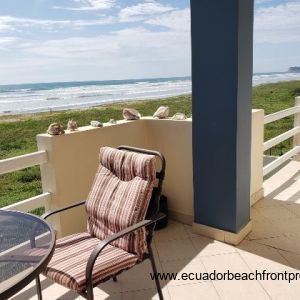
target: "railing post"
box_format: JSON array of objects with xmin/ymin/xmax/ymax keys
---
[
  {"xmin": 250, "ymin": 109, "xmax": 264, "ymax": 206},
  {"xmin": 293, "ymin": 96, "xmax": 300, "ymax": 161}
]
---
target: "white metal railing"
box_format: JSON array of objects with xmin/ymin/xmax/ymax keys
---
[
  {"xmin": 0, "ymin": 150, "xmax": 47, "ymax": 175},
  {"xmin": 2, "ymin": 192, "xmax": 51, "ymax": 213},
  {"xmin": 264, "ymin": 105, "xmax": 300, "ymax": 124},
  {"xmin": 263, "ymin": 146, "xmax": 300, "ymax": 176},
  {"xmin": 263, "ymin": 126, "xmax": 300, "ymax": 151},
  {"xmin": 263, "ymin": 96, "xmax": 300, "ymax": 177},
  {"xmin": 0, "ymin": 150, "xmax": 50, "ymax": 212}
]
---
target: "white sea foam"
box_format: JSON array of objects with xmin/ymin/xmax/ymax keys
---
[
  {"xmin": 0, "ymin": 73, "xmax": 300, "ymax": 115},
  {"xmin": 253, "ymin": 72, "xmax": 300, "ymax": 85},
  {"xmin": 0, "ymin": 79, "xmax": 192, "ymax": 115}
]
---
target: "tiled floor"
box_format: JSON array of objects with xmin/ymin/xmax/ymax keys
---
[{"xmin": 12, "ymin": 161, "xmax": 300, "ymax": 300}]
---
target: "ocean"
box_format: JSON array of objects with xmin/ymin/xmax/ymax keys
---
[{"xmin": 0, "ymin": 72, "xmax": 300, "ymax": 115}]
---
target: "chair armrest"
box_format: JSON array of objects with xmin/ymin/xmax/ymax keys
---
[
  {"xmin": 41, "ymin": 200, "xmax": 86, "ymax": 220},
  {"xmin": 85, "ymin": 212, "xmax": 165, "ymax": 285}
]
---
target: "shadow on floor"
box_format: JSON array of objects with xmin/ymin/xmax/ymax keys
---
[{"xmin": 11, "ymin": 161, "xmax": 300, "ymax": 300}]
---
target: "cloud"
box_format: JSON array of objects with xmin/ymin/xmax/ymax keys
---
[
  {"xmin": 25, "ymin": 26, "xmax": 190, "ymax": 59},
  {"xmin": 0, "ymin": 1, "xmax": 192, "ymax": 83},
  {"xmin": 119, "ymin": 0, "xmax": 175, "ymax": 22},
  {"xmin": 54, "ymin": 0, "xmax": 115, "ymax": 11},
  {"xmin": 254, "ymin": 1, "xmax": 300, "ymax": 43},
  {"xmin": 146, "ymin": 8, "xmax": 190, "ymax": 31},
  {"xmin": 0, "ymin": 15, "xmax": 114, "ymax": 32},
  {"xmin": 0, "ymin": 37, "xmax": 18, "ymax": 50},
  {"xmin": 255, "ymin": 0, "xmax": 273, "ymax": 4},
  {"xmin": 0, "ymin": 26, "xmax": 190, "ymax": 83},
  {"xmin": 0, "ymin": 2, "xmax": 187, "ymax": 33}
]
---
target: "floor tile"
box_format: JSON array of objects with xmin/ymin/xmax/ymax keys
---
[
  {"xmin": 257, "ymin": 204, "xmax": 298, "ymax": 221},
  {"xmin": 119, "ymin": 260, "xmax": 164, "ymax": 292},
  {"xmin": 74, "ymin": 292, "xmax": 121, "ymax": 300},
  {"xmin": 191, "ymin": 236, "xmax": 237, "ymax": 257},
  {"xmin": 167, "ymin": 283, "xmax": 220, "ymax": 300},
  {"xmin": 257, "ymin": 271, "xmax": 300, "ymax": 300},
  {"xmin": 247, "ymin": 219, "xmax": 282, "ymax": 240},
  {"xmin": 183, "ymin": 224, "xmax": 201, "ymax": 238},
  {"xmin": 237, "ymin": 240, "xmax": 290, "ymax": 272},
  {"xmin": 10, "ymin": 280, "xmax": 37, "ymax": 300},
  {"xmin": 154, "ymin": 221, "xmax": 189, "ymax": 242},
  {"xmin": 95, "ymin": 278, "xmax": 122, "ymax": 295},
  {"xmin": 155, "ymin": 239, "xmax": 197, "ymax": 262},
  {"xmin": 121, "ymin": 287, "xmax": 170, "ymax": 300},
  {"xmin": 257, "ymin": 236, "xmax": 300, "ymax": 255},
  {"xmin": 201, "ymin": 253, "xmax": 270, "ymax": 300},
  {"xmin": 284, "ymin": 203, "xmax": 300, "ymax": 217},
  {"xmin": 161, "ymin": 257, "xmax": 207, "ymax": 286},
  {"xmin": 38, "ymin": 280, "xmax": 75, "ymax": 300},
  {"xmin": 250, "ymin": 207, "xmax": 266, "ymax": 222},
  {"xmin": 21, "ymin": 278, "xmax": 75, "ymax": 300},
  {"xmin": 10, "ymin": 201, "xmax": 300, "ymax": 300},
  {"xmin": 277, "ymin": 250, "xmax": 300, "ymax": 269},
  {"xmin": 271, "ymin": 217, "xmax": 300, "ymax": 237}
]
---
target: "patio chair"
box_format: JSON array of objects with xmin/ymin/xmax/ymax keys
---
[{"xmin": 40, "ymin": 145, "xmax": 166, "ymax": 300}]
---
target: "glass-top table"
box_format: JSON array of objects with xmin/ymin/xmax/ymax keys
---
[{"xmin": 0, "ymin": 210, "xmax": 55, "ymax": 299}]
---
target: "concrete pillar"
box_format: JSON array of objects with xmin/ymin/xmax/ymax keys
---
[{"xmin": 191, "ymin": 0, "xmax": 254, "ymax": 244}]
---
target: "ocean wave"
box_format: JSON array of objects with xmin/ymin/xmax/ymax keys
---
[
  {"xmin": 253, "ymin": 72, "xmax": 300, "ymax": 85},
  {"xmin": 46, "ymin": 97, "xmax": 60, "ymax": 100},
  {"xmin": 1, "ymin": 73, "xmax": 299, "ymax": 115},
  {"xmin": 0, "ymin": 98, "xmax": 44, "ymax": 104},
  {"xmin": 0, "ymin": 90, "xmax": 191, "ymax": 115},
  {"xmin": 0, "ymin": 88, "xmax": 32, "ymax": 93}
]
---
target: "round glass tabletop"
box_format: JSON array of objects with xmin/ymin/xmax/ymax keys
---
[{"xmin": 0, "ymin": 210, "xmax": 55, "ymax": 299}]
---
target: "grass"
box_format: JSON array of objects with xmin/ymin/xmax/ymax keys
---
[
  {"xmin": 0, "ymin": 94, "xmax": 191, "ymax": 210},
  {"xmin": 253, "ymin": 80, "xmax": 300, "ymax": 156},
  {"xmin": 0, "ymin": 80, "xmax": 299, "ymax": 210}
]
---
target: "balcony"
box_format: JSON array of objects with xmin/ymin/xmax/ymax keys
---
[
  {"xmin": 1, "ymin": 110, "xmax": 265, "ymax": 236},
  {"xmin": 1, "ymin": 98, "xmax": 300, "ymax": 299},
  {"xmin": 1, "ymin": 1, "xmax": 300, "ymax": 298}
]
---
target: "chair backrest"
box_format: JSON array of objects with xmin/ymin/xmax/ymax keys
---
[{"xmin": 85, "ymin": 146, "xmax": 160, "ymax": 258}]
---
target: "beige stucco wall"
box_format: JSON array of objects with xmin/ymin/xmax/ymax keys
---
[
  {"xmin": 37, "ymin": 110, "xmax": 264, "ymax": 237},
  {"xmin": 143, "ymin": 118, "xmax": 194, "ymax": 224}
]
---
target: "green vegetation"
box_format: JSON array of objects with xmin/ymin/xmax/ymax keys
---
[
  {"xmin": 0, "ymin": 80, "xmax": 299, "ymax": 210},
  {"xmin": 253, "ymin": 80, "xmax": 300, "ymax": 156},
  {"xmin": 0, "ymin": 95, "xmax": 191, "ymax": 210}
]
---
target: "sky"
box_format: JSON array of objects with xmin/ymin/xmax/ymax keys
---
[{"xmin": 0, "ymin": 0, "xmax": 300, "ymax": 84}]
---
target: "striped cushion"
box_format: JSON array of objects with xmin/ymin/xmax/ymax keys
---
[
  {"xmin": 99, "ymin": 147, "xmax": 156, "ymax": 182},
  {"xmin": 85, "ymin": 147, "xmax": 156, "ymax": 258},
  {"xmin": 43, "ymin": 233, "xmax": 138, "ymax": 292}
]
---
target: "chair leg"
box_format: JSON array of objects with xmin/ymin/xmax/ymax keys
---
[
  {"xmin": 148, "ymin": 243, "xmax": 164, "ymax": 300},
  {"xmin": 86, "ymin": 282, "xmax": 94, "ymax": 300},
  {"xmin": 113, "ymin": 276, "xmax": 117, "ymax": 282},
  {"xmin": 36, "ymin": 276, "xmax": 42, "ymax": 300}
]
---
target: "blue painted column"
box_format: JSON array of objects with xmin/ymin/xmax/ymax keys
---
[{"xmin": 191, "ymin": 0, "xmax": 254, "ymax": 233}]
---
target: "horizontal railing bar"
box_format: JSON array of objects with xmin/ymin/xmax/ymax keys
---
[
  {"xmin": 264, "ymin": 126, "xmax": 300, "ymax": 151},
  {"xmin": 0, "ymin": 150, "xmax": 48, "ymax": 175},
  {"xmin": 264, "ymin": 105, "xmax": 300, "ymax": 124},
  {"xmin": 0, "ymin": 232, "xmax": 51, "ymax": 257},
  {"xmin": 2, "ymin": 192, "xmax": 51, "ymax": 212},
  {"xmin": 263, "ymin": 146, "xmax": 300, "ymax": 177}
]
